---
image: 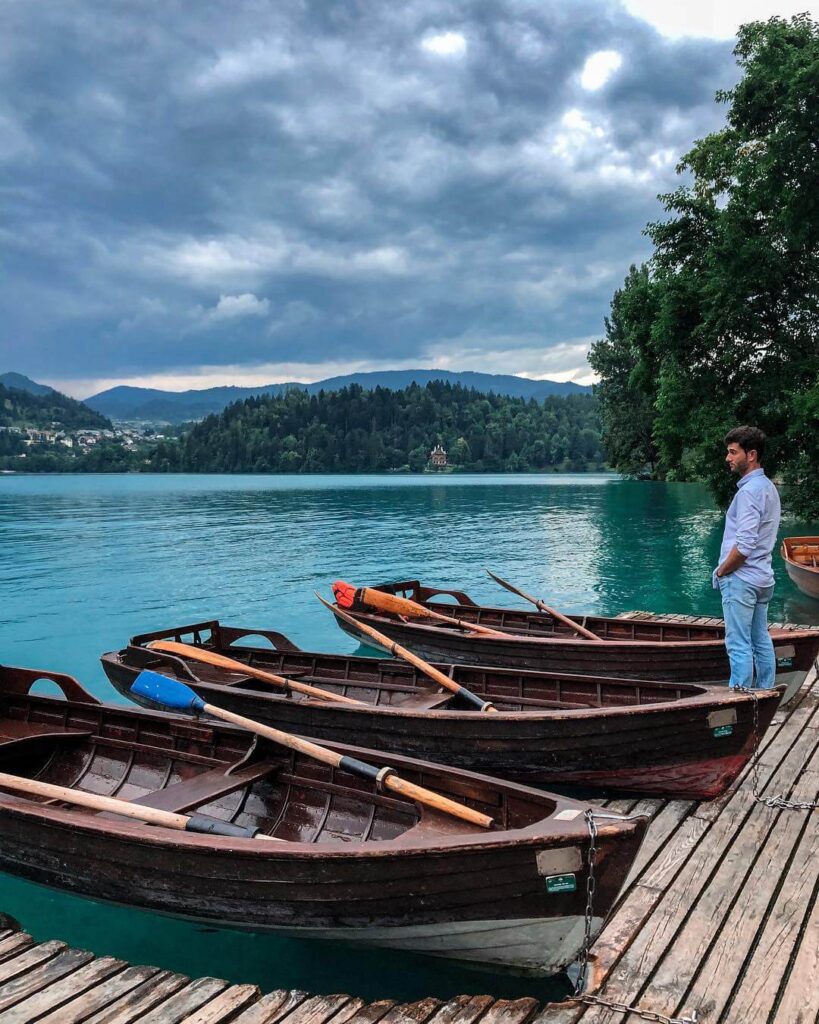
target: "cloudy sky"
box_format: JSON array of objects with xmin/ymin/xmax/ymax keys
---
[{"xmin": 0, "ymin": 1, "xmax": 813, "ymax": 397}]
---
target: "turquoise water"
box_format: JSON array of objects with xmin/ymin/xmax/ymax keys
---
[{"xmin": 0, "ymin": 472, "xmax": 817, "ymax": 1001}]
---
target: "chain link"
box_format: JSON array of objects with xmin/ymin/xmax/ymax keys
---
[
  {"xmin": 733, "ymin": 685, "xmax": 818, "ymax": 811},
  {"xmin": 578, "ymin": 993, "xmax": 698, "ymax": 1024},
  {"xmin": 573, "ymin": 810, "xmax": 698, "ymax": 1024}
]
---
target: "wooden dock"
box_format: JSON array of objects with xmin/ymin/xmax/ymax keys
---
[{"xmin": 0, "ymin": 614, "xmax": 816, "ymax": 1024}]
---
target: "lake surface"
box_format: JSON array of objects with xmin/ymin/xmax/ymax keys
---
[{"xmin": 1, "ymin": 472, "xmax": 817, "ymax": 1002}]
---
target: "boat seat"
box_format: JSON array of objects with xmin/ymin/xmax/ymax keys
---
[
  {"xmin": 129, "ymin": 759, "xmax": 281, "ymax": 814},
  {"xmin": 391, "ymin": 806, "xmax": 488, "ymax": 842},
  {"xmin": 390, "ymin": 691, "xmax": 454, "ymax": 710}
]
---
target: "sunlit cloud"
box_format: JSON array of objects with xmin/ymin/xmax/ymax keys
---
[
  {"xmin": 420, "ymin": 31, "xmax": 468, "ymax": 57},
  {"xmin": 580, "ymin": 50, "xmax": 622, "ymax": 91}
]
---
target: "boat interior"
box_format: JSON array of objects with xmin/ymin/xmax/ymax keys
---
[
  {"xmin": 117, "ymin": 623, "xmax": 708, "ymax": 712},
  {"xmin": 0, "ymin": 667, "xmax": 559, "ymax": 843},
  {"xmin": 370, "ymin": 581, "xmax": 729, "ymax": 642},
  {"xmin": 783, "ymin": 540, "xmax": 819, "ymax": 568}
]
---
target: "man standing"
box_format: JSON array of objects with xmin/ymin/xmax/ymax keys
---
[{"xmin": 713, "ymin": 426, "xmax": 781, "ymax": 688}]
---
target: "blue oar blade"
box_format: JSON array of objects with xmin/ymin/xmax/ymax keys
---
[{"xmin": 132, "ymin": 670, "xmax": 206, "ymax": 714}]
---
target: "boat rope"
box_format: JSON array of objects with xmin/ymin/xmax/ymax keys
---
[
  {"xmin": 573, "ymin": 809, "xmax": 699, "ymax": 1024},
  {"xmin": 734, "ymin": 686, "xmax": 818, "ymax": 811}
]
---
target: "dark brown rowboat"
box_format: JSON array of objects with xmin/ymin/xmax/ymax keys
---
[
  {"xmin": 330, "ymin": 580, "xmax": 819, "ymax": 704},
  {"xmin": 0, "ymin": 664, "xmax": 647, "ymax": 976},
  {"xmin": 781, "ymin": 537, "xmax": 819, "ymax": 600},
  {"xmin": 102, "ymin": 620, "xmax": 781, "ymax": 799}
]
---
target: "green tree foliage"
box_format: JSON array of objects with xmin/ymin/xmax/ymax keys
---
[
  {"xmin": 590, "ymin": 15, "xmax": 819, "ymax": 514},
  {"xmin": 154, "ymin": 383, "xmax": 604, "ymax": 474},
  {"xmin": 0, "ymin": 384, "xmax": 111, "ymax": 430}
]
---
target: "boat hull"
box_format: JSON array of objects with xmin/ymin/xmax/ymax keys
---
[
  {"xmin": 335, "ymin": 611, "xmax": 817, "ymax": 705},
  {"xmin": 0, "ymin": 674, "xmax": 647, "ymax": 976},
  {"xmin": 103, "ymin": 632, "xmax": 782, "ymax": 800}
]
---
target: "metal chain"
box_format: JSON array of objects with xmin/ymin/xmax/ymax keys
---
[
  {"xmin": 574, "ymin": 810, "xmax": 698, "ymax": 1024},
  {"xmin": 733, "ymin": 686, "xmax": 819, "ymax": 811}
]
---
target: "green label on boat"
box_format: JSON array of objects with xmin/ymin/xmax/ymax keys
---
[
  {"xmin": 713, "ymin": 724, "xmax": 734, "ymax": 738},
  {"xmin": 776, "ymin": 657, "xmax": 793, "ymax": 668},
  {"xmin": 545, "ymin": 874, "xmax": 577, "ymax": 894}
]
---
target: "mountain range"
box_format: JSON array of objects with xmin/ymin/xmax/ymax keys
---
[
  {"xmin": 2, "ymin": 370, "xmax": 592, "ymax": 424},
  {"xmin": 82, "ymin": 369, "xmax": 592, "ymax": 423}
]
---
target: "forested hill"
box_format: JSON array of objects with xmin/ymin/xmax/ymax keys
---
[
  {"xmin": 149, "ymin": 383, "xmax": 604, "ymax": 473},
  {"xmin": 0, "ymin": 384, "xmax": 111, "ymax": 430}
]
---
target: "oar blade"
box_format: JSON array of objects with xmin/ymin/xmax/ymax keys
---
[{"xmin": 132, "ymin": 671, "xmax": 206, "ymax": 714}]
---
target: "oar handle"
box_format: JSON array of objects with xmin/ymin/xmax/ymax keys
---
[
  {"xmin": 201, "ymin": 701, "xmax": 493, "ymax": 829},
  {"xmin": 383, "ymin": 776, "xmax": 493, "ymax": 828},
  {"xmin": 319, "ymin": 594, "xmax": 498, "ymax": 713},
  {"xmin": 486, "ymin": 570, "xmax": 602, "ymax": 642},
  {"xmin": 354, "ymin": 585, "xmax": 509, "ymax": 638},
  {"xmin": 148, "ymin": 640, "xmax": 364, "ymax": 706},
  {"xmin": 0, "ymin": 771, "xmax": 281, "ymax": 841}
]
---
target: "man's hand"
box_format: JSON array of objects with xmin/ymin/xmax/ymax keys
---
[{"xmin": 715, "ymin": 544, "xmax": 747, "ymax": 580}]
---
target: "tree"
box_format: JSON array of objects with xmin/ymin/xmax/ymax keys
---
[
  {"xmin": 588, "ymin": 265, "xmax": 661, "ymax": 477},
  {"xmin": 592, "ymin": 14, "xmax": 819, "ymax": 512}
]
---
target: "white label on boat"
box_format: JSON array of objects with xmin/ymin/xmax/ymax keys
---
[
  {"xmin": 707, "ymin": 708, "xmax": 737, "ymax": 729},
  {"xmin": 554, "ymin": 809, "xmax": 583, "ymax": 821},
  {"xmin": 537, "ymin": 847, "xmax": 583, "ymax": 876}
]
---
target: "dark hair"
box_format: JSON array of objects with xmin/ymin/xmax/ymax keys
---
[{"xmin": 724, "ymin": 425, "xmax": 766, "ymax": 462}]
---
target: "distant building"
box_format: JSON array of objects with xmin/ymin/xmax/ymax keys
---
[{"xmin": 429, "ymin": 444, "xmax": 447, "ymax": 468}]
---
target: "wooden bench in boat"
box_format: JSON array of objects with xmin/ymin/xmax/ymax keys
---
[{"xmin": 128, "ymin": 760, "xmax": 281, "ymax": 815}]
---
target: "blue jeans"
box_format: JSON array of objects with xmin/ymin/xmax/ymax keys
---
[{"xmin": 718, "ymin": 575, "xmax": 776, "ymax": 688}]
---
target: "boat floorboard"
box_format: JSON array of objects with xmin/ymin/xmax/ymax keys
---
[{"xmin": 0, "ymin": 612, "xmax": 816, "ymax": 1024}]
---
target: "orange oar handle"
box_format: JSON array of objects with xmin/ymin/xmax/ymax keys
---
[
  {"xmin": 319, "ymin": 593, "xmax": 498, "ymax": 713},
  {"xmin": 333, "ymin": 581, "xmax": 509, "ymax": 638}
]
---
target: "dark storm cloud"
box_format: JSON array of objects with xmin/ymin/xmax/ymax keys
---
[{"xmin": 0, "ymin": 0, "xmax": 737, "ymax": 388}]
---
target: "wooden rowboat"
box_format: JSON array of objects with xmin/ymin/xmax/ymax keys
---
[
  {"xmin": 781, "ymin": 536, "xmax": 819, "ymax": 601},
  {"xmin": 102, "ymin": 620, "xmax": 782, "ymax": 799},
  {"xmin": 0, "ymin": 664, "xmax": 647, "ymax": 976},
  {"xmin": 329, "ymin": 580, "xmax": 819, "ymax": 704}
]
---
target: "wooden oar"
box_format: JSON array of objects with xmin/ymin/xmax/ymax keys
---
[
  {"xmin": 318, "ymin": 593, "xmax": 499, "ymax": 713},
  {"xmin": 133, "ymin": 671, "xmax": 494, "ymax": 829},
  {"xmin": 332, "ymin": 580, "xmax": 510, "ymax": 638},
  {"xmin": 0, "ymin": 770, "xmax": 281, "ymax": 841},
  {"xmin": 486, "ymin": 570, "xmax": 603, "ymax": 643},
  {"xmin": 147, "ymin": 640, "xmax": 364, "ymax": 706}
]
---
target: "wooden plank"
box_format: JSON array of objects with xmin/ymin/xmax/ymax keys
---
[
  {"xmin": 722, "ymin": 776, "xmax": 819, "ymax": 1021},
  {"xmin": 179, "ymin": 984, "xmax": 261, "ymax": 1023},
  {"xmin": 231, "ymin": 989, "xmax": 309, "ymax": 1024},
  {"xmin": 83, "ymin": 970, "xmax": 189, "ymax": 1024},
  {"xmin": 574, "ymin": 797, "xmax": 801, "ymax": 1015},
  {"xmin": 279, "ymin": 994, "xmax": 355, "ymax": 1024},
  {"xmin": 772, "ymin": 864, "xmax": 819, "ymax": 1024},
  {"xmin": 477, "ymin": 997, "xmax": 540, "ymax": 1024},
  {"xmin": 619, "ymin": 799, "xmax": 693, "ymax": 894},
  {"xmin": 634, "ymin": 763, "xmax": 819, "ymax": 1020},
  {"xmin": 0, "ymin": 948, "xmax": 94, "ymax": 1014},
  {"xmin": 322, "ymin": 998, "xmax": 367, "ymax": 1024},
  {"xmin": 338, "ymin": 999, "xmax": 397, "ymax": 1024},
  {"xmin": 32, "ymin": 965, "xmax": 163, "ymax": 1024},
  {"xmin": 573, "ymin": 699, "xmax": 819, "ymax": 1022},
  {"xmin": 528, "ymin": 998, "xmax": 583, "ymax": 1024},
  {"xmin": 376, "ymin": 998, "xmax": 443, "ymax": 1024},
  {"xmin": 0, "ymin": 940, "xmax": 66, "ymax": 985},
  {"xmin": 425, "ymin": 995, "xmax": 496, "ymax": 1024},
  {"xmin": 0, "ymin": 955, "xmax": 125, "ymax": 1023},
  {"xmin": 132, "ymin": 978, "xmax": 230, "ymax": 1024},
  {"xmin": 0, "ymin": 933, "xmax": 34, "ymax": 966}
]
